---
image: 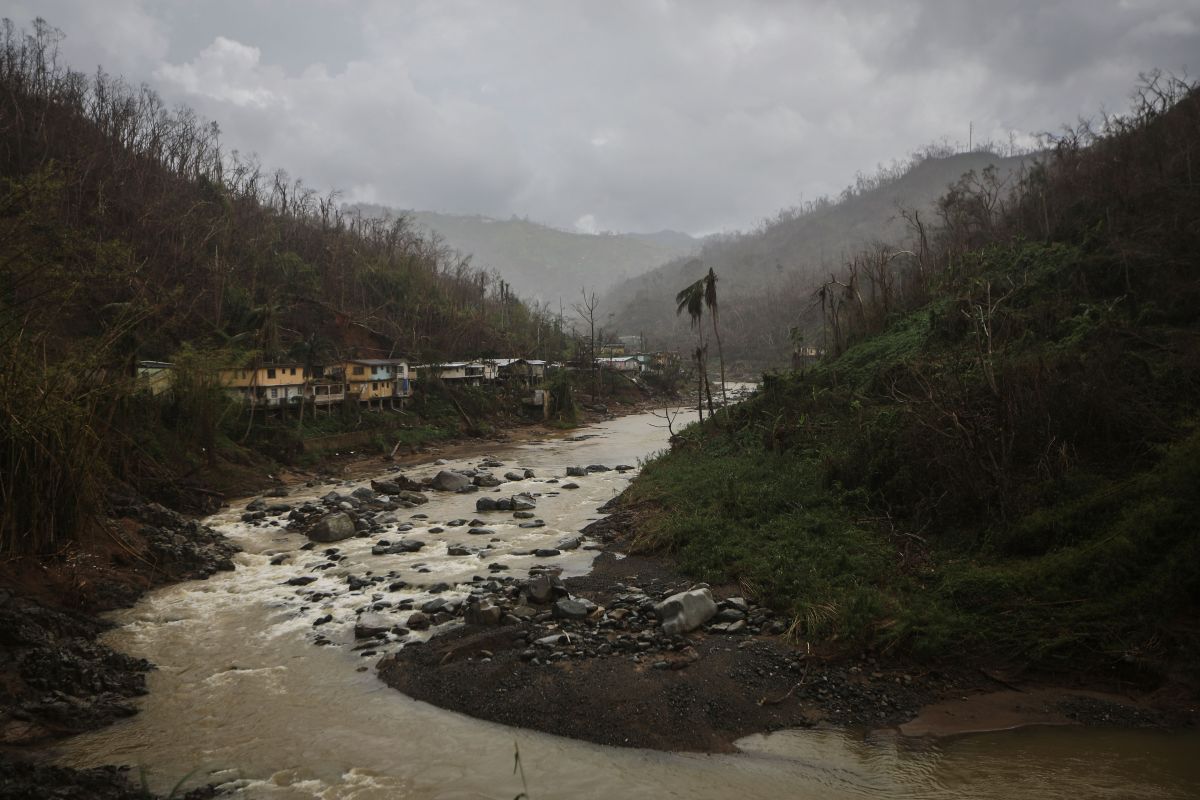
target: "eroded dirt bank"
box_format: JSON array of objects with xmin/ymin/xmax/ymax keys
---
[{"xmin": 0, "ymin": 496, "xmax": 235, "ymax": 798}]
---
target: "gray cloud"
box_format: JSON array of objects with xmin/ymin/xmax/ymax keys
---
[{"xmin": 3, "ymin": 0, "xmax": 1197, "ymax": 234}]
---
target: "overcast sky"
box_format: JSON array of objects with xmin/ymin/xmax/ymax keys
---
[{"xmin": 4, "ymin": 1, "xmax": 1197, "ymax": 235}]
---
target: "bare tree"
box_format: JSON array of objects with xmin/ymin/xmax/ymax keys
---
[{"xmin": 572, "ymin": 289, "xmax": 600, "ymax": 402}]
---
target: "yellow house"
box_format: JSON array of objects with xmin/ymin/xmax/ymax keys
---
[
  {"xmin": 218, "ymin": 364, "xmax": 309, "ymax": 408},
  {"xmin": 344, "ymin": 358, "xmax": 410, "ymax": 408}
]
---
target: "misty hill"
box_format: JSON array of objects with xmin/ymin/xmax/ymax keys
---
[
  {"xmin": 604, "ymin": 150, "xmax": 1029, "ymax": 367},
  {"xmin": 352, "ymin": 207, "xmax": 699, "ymax": 305}
]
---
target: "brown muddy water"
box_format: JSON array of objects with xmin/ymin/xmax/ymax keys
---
[{"xmin": 51, "ymin": 408, "xmax": 1200, "ymax": 798}]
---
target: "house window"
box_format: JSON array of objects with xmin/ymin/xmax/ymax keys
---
[
  {"xmin": 270, "ymin": 388, "xmax": 278, "ymax": 398},
  {"xmin": 353, "ymin": 366, "xmax": 365, "ymax": 376},
  {"xmin": 290, "ymin": 368, "xmax": 297, "ymax": 376},
  {"xmin": 267, "ymin": 368, "xmax": 276, "ymax": 379}
]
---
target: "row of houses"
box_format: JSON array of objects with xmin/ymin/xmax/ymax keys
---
[
  {"xmin": 137, "ymin": 352, "xmax": 679, "ymax": 411},
  {"xmin": 136, "ymin": 357, "xmax": 550, "ymax": 410}
]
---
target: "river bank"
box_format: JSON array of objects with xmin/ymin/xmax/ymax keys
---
[
  {"xmin": 0, "ymin": 498, "xmax": 236, "ymax": 797},
  {"xmin": 23, "ymin": 404, "xmax": 1200, "ymax": 798},
  {"xmin": 0, "ymin": 399, "xmax": 656, "ymax": 797},
  {"xmin": 377, "ymin": 502, "xmax": 1192, "ymax": 752}
]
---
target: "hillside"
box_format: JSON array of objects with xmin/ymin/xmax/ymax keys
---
[
  {"xmin": 0, "ymin": 22, "xmax": 570, "ymax": 555},
  {"xmin": 604, "ymin": 150, "xmax": 1028, "ymax": 367},
  {"xmin": 351, "ymin": 207, "xmax": 699, "ymax": 305},
  {"xmin": 617, "ymin": 75, "xmax": 1200, "ymax": 684}
]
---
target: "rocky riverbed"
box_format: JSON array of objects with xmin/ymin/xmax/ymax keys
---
[{"xmin": 0, "ymin": 495, "xmax": 236, "ymax": 797}]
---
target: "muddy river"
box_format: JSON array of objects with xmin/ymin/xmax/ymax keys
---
[{"xmin": 52, "ymin": 410, "xmax": 1200, "ymax": 798}]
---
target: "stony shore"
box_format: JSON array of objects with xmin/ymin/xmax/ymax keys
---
[
  {"xmin": 374, "ymin": 502, "xmax": 1191, "ymax": 751},
  {"xmin": 0, "ymin": 496, "xmax": 236, "ymax": 798}
]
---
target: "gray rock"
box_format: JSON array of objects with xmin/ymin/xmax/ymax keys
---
[
  {"xmin": 464, "ymin": 600, "xmax": 502, "ymax": 626},
  {"xmin": 585, "ymin": 464, "xmax": 611, "ymax": 472},
  {"xmin": 534, "ymin": 548, "xmax": 560, "ymax": 557},
  {"xmin": 566, "ymin": 466, "xmax": 587, "ymax": 477},
  {"xmin": 475, "ymin": 497, "xmax": 498, "ymax": 512},
  {"xmin": 553, "ymin": 597, "xmax": 590, "ymax": 620},
  {"xmin": 307, "ymin": 512, "xmax": 357, "ymax": 543},
  {"xmin": 420, "ymin": 598, "xmax": 447, "ymax": 614},
  {"xmin": 397, "ymin": 491, "xmax": 428, "ymax": 506},
  {"xmin": 655, "ymin": 588, "xmax": 717, "ymax": 636},
  {"xmin": 525, "ymin": 574, "xmax": 565, "ymax": 604},
  {"xmin": 513, "ymin": 511, "xmax": 536, "ymax": 519},
  {"xmin": 561, "ymin": 482, "xmax": 580, "ymax": 490},
  {"xmin": 724, "ymin": 596, "xmax": 750, "ymax": 613},
  {"xmin": 510, "ymin": 493, "xmax": 537, "ymax": 511},
  {"xmin": 556, "ymin": 535, "xmax": 582, "ymax": 550},
  {"xmin": 474, "ymin": 474, "xmax": 503, "ymax": 488},
  {"xmin": 354, "ymin": 613, "xmax": 393, "ymax": 639},
  {"xmin": 713, "ymin": 608, "xmax": 746, "ymax": 623},
  {"xmin": 447, "ymin": 545, "xmax": 472, "ymax": 556},
  {"xmin": 523, "ymin": 469, "xmax": 536, "ymax": 479},
  {"xmin": 431, "ymin": 470, "xmax": 471, "ymax": 492},
  {"xmin": 504, "ymin": 471, "xmax": 525, "ymax": 482},
  {"xmin": 406, "ymin": 611, "xmax": 431, "ymax": 630},
  {"xmin": 468, "ymin": 527, "xmax": 495, "ymax": 536},
  {"xmin": 245, "ymin": 498, "xmax": 267, "ymax": 511},
  {"xmin": 519, "ymin": 521, "xmax": 546, "ymax": 529},
  {"xmin": 352, "ymin": 487, "xmax": 376, "ymax": 500}
]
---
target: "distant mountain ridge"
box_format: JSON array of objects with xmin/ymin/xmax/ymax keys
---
[
  {"xmin": 349, "ymin": 206, "xmax": 700, "ymax": 305},
  {"xmin": 602, "ymin": 150, "xmax": 1031, "ymax": 367}
]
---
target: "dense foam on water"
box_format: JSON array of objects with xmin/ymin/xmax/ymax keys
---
[{"xmin": 51, "ymin": 408, "xmax": 1200, "ymax": 799}]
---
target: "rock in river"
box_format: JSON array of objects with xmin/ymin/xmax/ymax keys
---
[
  {"xmin": 510, "ymin": 493, "xmax": 537, "ymax": 511},
  {"xmin": 307, "ymin": 512, "xmax": 357, "ymax": 543},
  {"xmin": 355, "ymin": 613, "xmax": 394, "ymax": 639},
  {"xmin": 431, "ymin": 470, "xmax": 471, "ymax": 492}
]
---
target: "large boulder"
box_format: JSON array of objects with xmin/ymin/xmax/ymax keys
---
[
  {"xmin": 654, "ymin": 588, "xmax": 717, "ymax": 636},
  {"xmin": 566, "ymin": 466, "xmax": 587, "ymax": 477},
  {"xmin": 431, "ymin": 470, "xmax": 471, "ymax": 492},
  {"xmin": 307, "ymin": 512, "xmax": 357, "ymax": 543},
  {"xmin": 473, "ymin": 474, "xmax": 503, "ymax": 488},
  {"xmin": 510, "ymin": 493, "xmax": 537, "ymax": 511},
  {"xmin": 525, "ymin": 574, "xmax": 566, "ymax": 605}
]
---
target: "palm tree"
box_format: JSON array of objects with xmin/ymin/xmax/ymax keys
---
[
  {"xmin": 703, "ymin": 268, "xmax": 728, "ymax": 410},
  {"xmin": 676, "ymin": 276, "xmax": 712, "ymax": 421}
]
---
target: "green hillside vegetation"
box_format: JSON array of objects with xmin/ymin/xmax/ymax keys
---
[
  {"xmin": 0, "ymin": 20, "xmax": 571, "ymax": 555},
  {"xmin": 352, "ymin": 207, "xmax": 699, "ymax": 305},
  {"xmin": 606, "ymin": 149, "xmax": 1028, "ymax": 369},
  {"xmin": 620, "ymin": 74, "xmax": 1200, "ymax": 682}
]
